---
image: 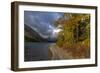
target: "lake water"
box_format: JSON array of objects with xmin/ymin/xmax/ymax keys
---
[{"xmin": 24, "ymin": 42, "xmax": 55, "ymax": 61}]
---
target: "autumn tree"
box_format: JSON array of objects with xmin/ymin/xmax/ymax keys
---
[{"xmin": 54, "ymin": 13, "xmax": 90, "ymax": 58}]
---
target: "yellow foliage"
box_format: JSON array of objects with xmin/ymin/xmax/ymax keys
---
[{"xmin": 55, "ymin": 13, "xmax": 90, "ymax": 50}]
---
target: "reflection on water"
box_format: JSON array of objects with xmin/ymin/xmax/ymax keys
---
[{"xmin": 24, "ymin": 42, "xmax": 55, "ymax": 61}]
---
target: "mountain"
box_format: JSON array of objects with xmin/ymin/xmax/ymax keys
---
[{"xmin": 24, "ymin": 24, "xmax": 57, "ymax": 42}]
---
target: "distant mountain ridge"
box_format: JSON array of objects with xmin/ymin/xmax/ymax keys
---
[{"xmin": 25, "ymin": 24, "xmax": 57, "ymax": 42}]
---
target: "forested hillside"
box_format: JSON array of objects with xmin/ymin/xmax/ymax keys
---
[{"xmin": 49, "ymin": 13, "xmax": 90, "ymax": 59}]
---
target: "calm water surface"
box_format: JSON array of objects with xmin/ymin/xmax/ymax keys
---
[{"xmin": 24, "ymin": 42, "xmax": 55, "ymax": 61}]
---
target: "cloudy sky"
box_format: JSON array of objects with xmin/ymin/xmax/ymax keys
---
[{"xmin": 24, "ymin": 11, "xmax": 64, "ymax": 40}]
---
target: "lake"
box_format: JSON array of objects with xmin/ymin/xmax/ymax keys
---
[{"xmin": 24, "ymin": 42, "xmax": 55, "ymax": 61}]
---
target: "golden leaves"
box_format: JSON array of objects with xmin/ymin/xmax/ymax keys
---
[{"xmin": 53, "ymin": 13, "xmax": 90, "ymax": 59}]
